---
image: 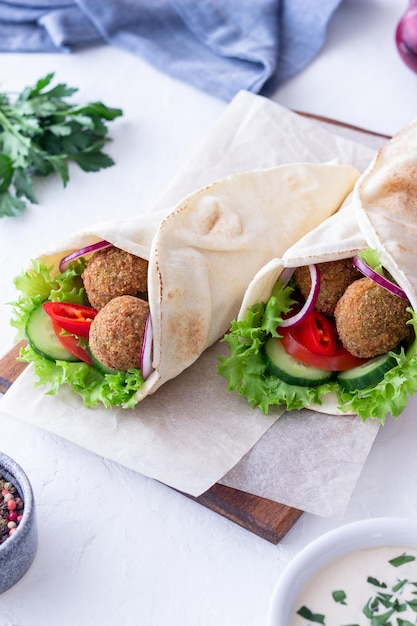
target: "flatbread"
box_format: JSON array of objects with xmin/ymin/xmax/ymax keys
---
[
  {"xmin": 37, "ymin": 162, "xmax": 359, "ymax": 402},
  {"xmin": 238, "ymin": 125, "xmax": 417, "ymax": 415}
]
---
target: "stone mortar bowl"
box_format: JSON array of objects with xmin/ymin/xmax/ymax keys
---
[{"xmin": 0, "ymin": 452, "xmax": 37, "ymax": 594}]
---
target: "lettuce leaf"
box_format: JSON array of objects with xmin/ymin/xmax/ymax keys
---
[
  {"xmin": 11, "ymin": 258, "xmax": 87, "ymax": 338},
  {"xmin": 217, "ymin": 281, "xmax": 417, "ymax": 424},
  {"xmin": 10, "ymin": 258, "xmax": 144, "ymax": 408},
  {"xmin": 217, "ymin": 280, "xmax": 337, "ymax": 414},
  {"xmin": 18, "ymin": 344, "xmax": 144, "ymax": 409},
  {"xmin": 358, "ymin": 248, "xmax": 384, "ymax": 275}
]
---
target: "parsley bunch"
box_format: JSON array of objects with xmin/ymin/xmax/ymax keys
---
[{"xmin": 0, "ymin": 73, "xmax": 123, "ymax": 218}]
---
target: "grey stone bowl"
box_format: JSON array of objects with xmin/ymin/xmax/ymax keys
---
[{"xmin": 0, "ymin": 452, "xmax": 37, "ymax": 594}]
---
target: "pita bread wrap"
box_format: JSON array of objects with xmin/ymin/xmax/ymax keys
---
[
  {"xmin": 12, "ymin": 162, "xmax": 359, "ymax": 408},
  {"xmin": 219, "ymin": 123, "xmax": 417, "ymax": 424}
]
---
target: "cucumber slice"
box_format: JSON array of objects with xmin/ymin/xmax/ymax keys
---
[
  {"xmin": 25, "ymin": 304, "xmax": 80, "ymax": 362},
  {"xmin": 336, "ymin": 348, "xmax": 401, "ymax": 391},
  {"xmin": 263, "ymin": 337, "xmax": 334, "ymax": 387},
  {"xmin": 87, "ymin": 348, "xmax": 119, "ymax": 375}
]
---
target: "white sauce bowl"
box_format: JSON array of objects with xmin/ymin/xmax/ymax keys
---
[{"xmin": 268, "ymin": 517, "xmax": 417, "ymax": 625}]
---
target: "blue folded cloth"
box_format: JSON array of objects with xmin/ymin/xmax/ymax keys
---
[{"xmin": 0, "ymin": 0, "xmax": 343, "ymax": 101}]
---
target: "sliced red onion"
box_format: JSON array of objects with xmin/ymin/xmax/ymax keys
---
[
  {"xmin": 59, "ymin": 240, "xmax": 112, "ymax": 272},
  {"xmin": 279, "ymin": 267, "xmax": 295, "ymax": 286},
  {"xmin": 140, "ymin": 313, "xmax": 153, "ymax": 380},
  {"xmin": 279, "ymin": 264, "xmax": 321, "ymax": 328},
  {"xmin": 396, "ymin": 2, "xmax": 417, "ymax": 74},
  {"xmin": 352, "ymin": 256, "xmax": 408, "ymax": 300}
]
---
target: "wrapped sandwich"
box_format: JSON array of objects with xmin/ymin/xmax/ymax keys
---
[
  {"xmin": 218, "ymin": 121, "xmax": 417, "ymax": 424},
  {"xmin": 10, "ymin": 162, "xmax": 358, "ymax": 408}
]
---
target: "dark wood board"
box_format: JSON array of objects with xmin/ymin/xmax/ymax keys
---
[
  {"xmin": 0, "ymin": 114, "xmax": 391, "ymax": 544},
  {"xmin": 294, "ymin": 110, "xmax": 391, "ymax": 140}
]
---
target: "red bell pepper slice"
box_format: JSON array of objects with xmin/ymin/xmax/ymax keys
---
[
  {"xmin": 43, "ymin": 301, "xmax": 98, "ymax": 338},
  {"xmin": 280, "ymin": 311, "xmax": 368, "ymax": 372},
  {"xmin": 294, "ymin": 309, "xmax": 337, "ymax": 356}
]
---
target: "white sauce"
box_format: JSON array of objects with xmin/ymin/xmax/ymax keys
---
[{"xmin": 291, "ymin": 545, "xmax": 417, "ymax": 625}]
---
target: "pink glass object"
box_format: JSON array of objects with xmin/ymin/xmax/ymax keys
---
[{"xmin": 396, "ymin": 1, "xmax": 417, "ymax": 73}]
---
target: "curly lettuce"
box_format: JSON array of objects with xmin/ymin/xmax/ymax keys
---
[
  {"xmin": 11, "ymin": 257, "xmax": 87, "ymax": 336},
  {"xmin": 10, "ymin": 259, "xmax": 144, "ymax": 409},
  {"xmin": 217, "ymin": 279, "xmax": 417, "ymax": 424}
]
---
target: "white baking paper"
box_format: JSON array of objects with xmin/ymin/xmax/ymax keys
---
[{"xmin": 0, "ymin": 91, "xmax": 383, "ymax": 516}]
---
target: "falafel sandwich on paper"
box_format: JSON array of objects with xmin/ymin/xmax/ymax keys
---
[
  {"xmin": 11, "ymin": 162, "xmax": 359, "ymax": 408},
  {"xmin": 218, "ymin": 120, "xmax": 417, "ymax": 424}
]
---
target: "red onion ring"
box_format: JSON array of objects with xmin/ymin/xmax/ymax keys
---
[
  {"xmin": 352, "ymin": 256, "xmax": 408, "ymax": 300},
  {"xmin": 279, "ymin": 264, "xmax": 321, "ymax": 328},
  {"xmin": 279, "ymin": 267, "xmax": 295, "ymax": 286},
  {"xmin": 140, "ymin": 313, "xmax": 153, "ymax": 380},
  {"xmin": 59, "ymin": 240, "xmax": 112, "ymax": 272}
]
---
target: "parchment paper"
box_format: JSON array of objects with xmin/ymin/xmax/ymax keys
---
[{"xmin": 0, "ymin": 91, "xmax": 382, "ymax": 517}]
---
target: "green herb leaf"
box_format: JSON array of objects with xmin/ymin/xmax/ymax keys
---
[
  {"xmin": 296, "ymin": 605, "xmax": 325, "ymax": 623},
  {"xmin": 0, "ymin": 72, "xmax": 123, "ymax": 218},
  {"xmin": 406, "ymin": 597, "xmax": 417, "ymax": 612},
  {"xmin": 13, "ymin": 167, "xmax": 38, "ymax": 203},
  {"xmin": 72, "ymin": 149, "xmax": 115, "ymax": 172},
  {"xmin": 367, "ymin": 576, "xmax": 388, "ymax": 588},
  {"xmin": 392, "ymin": 578, "xmax": 410, "ymax": 593},
  {"xmin": 369, "ymin": 607, "xmax": 395, "ymax": 625},
  {"xmin": 389, "ymin": 553, "xmax": 416, "ymax": 567},
  {"xmin": 0, "ymin": 190, "xmax": 26, "ymax": 216},
  {"xmin": 0, "ymin": 153, "xmax": 13, "ymax": 192},
  {"xmin": 332, "ymin": 589, "xmax": 347, "ymax": 604}
]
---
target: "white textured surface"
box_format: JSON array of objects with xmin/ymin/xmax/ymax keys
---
[
  {"xmin": 272, "ymin": 0, "xmax": 417, "ymax": 136},
  {"xmin": 1, "ymin": 404, "xmax": 417, "ymax": 626},
  {"xmin": 1, "ymin": 2, "xmax": 417, "ymax": 624}
]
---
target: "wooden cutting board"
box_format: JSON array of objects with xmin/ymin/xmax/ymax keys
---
[{"xmin": 0, "ymin": 115, "xmax": 391, "ymax": 544}]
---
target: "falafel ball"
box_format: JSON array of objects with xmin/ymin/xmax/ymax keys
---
[
  {"xmin": 82, "ymin": 246, "xmax": 148, "ymax": 310},
  {"xmin": 89, "ymin": 295, "xmax": 150, "ymax": 371},
  {"xmin": 294, "ymin": 258, "xmax": 361, "ymax": 316},
  {"xmin": 334, "ymin": 277, "xmax": 412, "ymax": 358}
]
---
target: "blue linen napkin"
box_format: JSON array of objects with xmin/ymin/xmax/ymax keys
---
[{"xmin": 0, "ymin": 0, "xmax": 343, "ymax": 101}]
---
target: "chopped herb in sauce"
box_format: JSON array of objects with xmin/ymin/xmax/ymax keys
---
[
  {"xmin": 332, "ymin": 590, "xmax": 347, "ymax": 605},
  {"xmin": 296, "ymin": 606, "xmax": 325, "ymax": 623},
  {"xmin": 293, "ymin": 549, "xmax": 417, "ymax": 625}
]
